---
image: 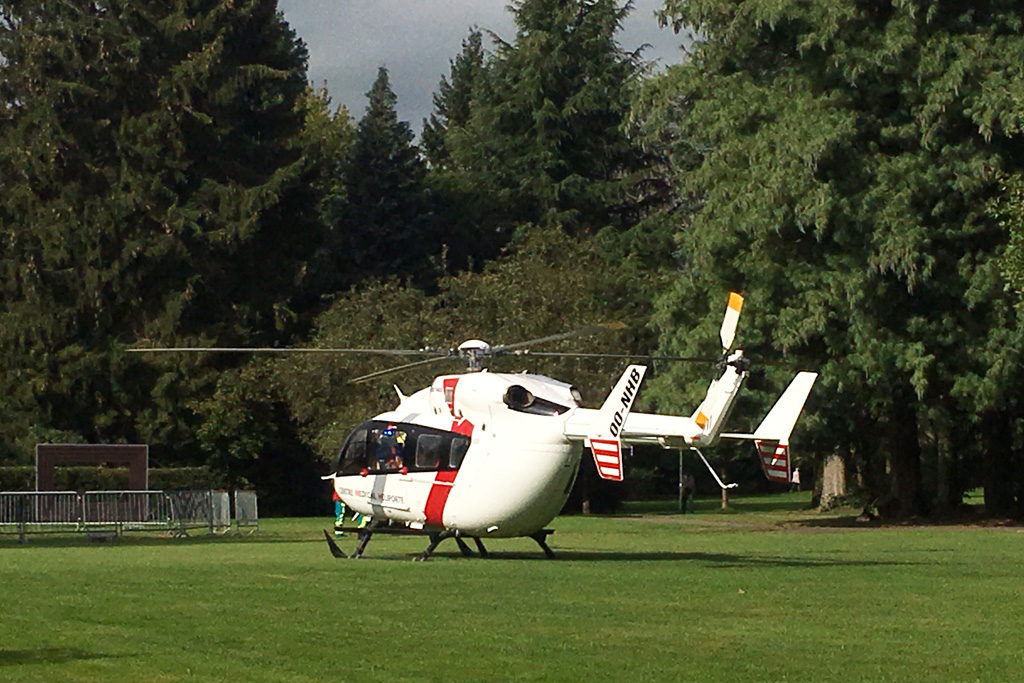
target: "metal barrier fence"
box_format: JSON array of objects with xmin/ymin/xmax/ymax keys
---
[
  {"xmin": 84, "ymin": 491, "xmax": 173, "ymax": 531},
  {"xmin": 0, "ymin": 492, "xmax": 81, "ymax": 534},
  {"xmin": 234, "ymin": 490, "xmax": 259, "ymax": 533},
  {"xmin": 0, "ymin": 490, "xmax": 248, "ymax": 539}
]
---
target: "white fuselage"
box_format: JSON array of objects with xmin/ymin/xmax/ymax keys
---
[
  {"xmin": 330, "ymin": 362, "xmax": 754, "ymax": 538},
  {"xmin": 331, "ymin": 372, "xmax": 582, "ymax": 538}
]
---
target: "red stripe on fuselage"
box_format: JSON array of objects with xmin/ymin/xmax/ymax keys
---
[
  {"xmin": 424, "ymin": 469, "xmax": 458, "ymax": 527},
  {"xmin": 423, "ymin": 418, "xmax": 473, "ymax": 527},
  {"xmin": 451, "ymin": 418, "xmax": 474, "ymax": 437}
]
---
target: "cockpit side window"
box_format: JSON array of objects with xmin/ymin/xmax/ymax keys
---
[{"xmin": 449, "ymin": 437, "xmax": 469, "ymax": 469}]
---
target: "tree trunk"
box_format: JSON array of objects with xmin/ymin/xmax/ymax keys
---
[
  {"xmin": 720, "ymin": 466, "xmax": 729, "ymax": 509},
  {"xmin": 982, "ymin": 410, "xmax": 1016, "ymax": 517},
  {"xmin": 933, "ymin": 421, "xmax": 963, "ymax": 515},
  {"xmin": 888, "ymin": 384, "xmax": 926, "ymax": 517},
  {"xmin": 819, "ymin": 451, "xmax": 846, "ymax": 510}
]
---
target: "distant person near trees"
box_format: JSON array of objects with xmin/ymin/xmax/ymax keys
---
[{"xmin": 681, "ymin": 473, "xmax": 695, "ymax": 513}]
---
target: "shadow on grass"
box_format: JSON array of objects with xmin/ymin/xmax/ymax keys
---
[
  {"xmin": 790, "ymin": 515, "xmax": 879, "ymax": 529},
  {"xmin": 353, "ymin": 548, "xmax": 918, "ymax": 566},
  {"xmin": 549, "ymin": 550, "xmax": 917, "ymax": 567},
  {"xmin": 621, "ymin": 494, "xmax": 814, "ymax": 516},
  {"xmin": 0, "ymin": 532, "xmax": 326, "ymax": 550},
  {"xmin": 0, "ymin": 647, "xmax": 116, "ymax": 667}
]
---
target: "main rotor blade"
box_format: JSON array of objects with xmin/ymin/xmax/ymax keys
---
[
  {"xmin": 349, "ymin": 356, "xmax": 455, "ymax": 384},
  {"xmin": 511, "ymin": 351, "xmax": 715, "ymax": 362},
  {"xmin": 492, "ymin": 322, "xmax": 626, "ymax": 354},
  {"xmin": 128, "ymin": 347, "xmax": 446, "ymax": 357},
  {"xmin": 520, "ymin": 350, "xmax": 804, "ymax": 370}
]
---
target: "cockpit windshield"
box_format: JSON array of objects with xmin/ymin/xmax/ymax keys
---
[
  {"xmin": 370, "ymin": 425, "xmax": 407, "ymax": 471},
  {"xmin": 335, "ymin": 420, "xmax": 470, "ymax": 476}
]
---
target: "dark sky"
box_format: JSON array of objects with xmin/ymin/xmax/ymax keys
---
[{"xmin": 277, "ymin": 0, "xmax": 688, "ymax": 130}]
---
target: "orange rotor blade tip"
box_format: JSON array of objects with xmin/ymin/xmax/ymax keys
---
[{"xmin": 728, "ymin": 292, "xmax": 744, "ymax": 312}]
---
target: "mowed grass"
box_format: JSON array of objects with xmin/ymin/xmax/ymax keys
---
[{"xmin": 2, "ymin": 493, "xmax": 1023, "ymax": 682}]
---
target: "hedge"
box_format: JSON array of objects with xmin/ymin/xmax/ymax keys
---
[{"xmin": 0, "ymin": 466, "xmax": 223, "ymax": 491}]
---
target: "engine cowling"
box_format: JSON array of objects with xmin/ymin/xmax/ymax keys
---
[{"xmin": 503, "ymin": 385, "xmax": 535, "ymax": 410}]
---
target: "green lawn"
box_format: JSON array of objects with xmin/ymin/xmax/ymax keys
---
[{"xmin": 2, "ymin": 493, "xmax": 1023, "ymax": 682}]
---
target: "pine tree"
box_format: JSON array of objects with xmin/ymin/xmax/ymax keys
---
[
  {"xmin": 994, "ymin": 173, "xmax": 1024, "ymax": 297},
  {"xmin": 448, "ymin": 0, "xmax": 647, "ymax": 237},
  {"xmin": 0, "ymin": 0, "xmax": 323, "ymax": 470},
  {"xmin": 422, "ymin": 29, "xmax": 486, "ymax": 171},
  {"xmin": 327, "ymin": 67, "xmax": 434, "ymax": 285}
]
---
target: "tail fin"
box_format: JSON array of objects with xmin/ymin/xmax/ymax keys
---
[
  {"xmin": 586, "ymin": 365, "xmax": 647, "ymax": 481},
  {"xmin": 752, "ymin": 372, "xmax": 817, "ymax": 484},
  {"xmin": 753, "ymin": 372, "xmax": 817, "ymax": 443}
]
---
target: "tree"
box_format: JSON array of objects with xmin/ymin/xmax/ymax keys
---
[
  {"xmin": 0, "ymin": 1, "xmax": 323, "ymax": 478},
  {"xmin": 650, "ymin": 0, "xmax": 1024, "ymax": 517},
  {"xmin": 994, "ymin": 173, "xmax": 1024, "ymax": 297},
  {"xmin": 324, "ymin": 67, "xmax": 437, "ymax": 286},
  {"xmin": 295, "ymin": 85, "xmax": 356, "ymax": 298},
  {"xmin": 447, "ymin": 0, "xmax": 649, "ymax": 237},
  {"xmin": 421, "ymin": 29, "xmax": 486, "ymax": 171}
]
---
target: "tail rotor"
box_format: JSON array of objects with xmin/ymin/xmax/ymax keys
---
[{"xmin": 719, "ymin": 292, "xmax": 744, "ymax": 354}]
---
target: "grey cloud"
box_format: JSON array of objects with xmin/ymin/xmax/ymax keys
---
[{"xmin": 278, "ymin": 0, "xmax": 686, "ymax": 129}]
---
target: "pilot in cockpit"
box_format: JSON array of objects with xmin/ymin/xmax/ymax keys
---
[{"xmin": 376, "ymin": 426, "xmax": 405, "ymax": 470}]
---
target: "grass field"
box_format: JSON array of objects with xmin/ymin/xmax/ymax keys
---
[{"xmin": 2, "ymin": 492, "xmax": 1023, "ymax": 682}]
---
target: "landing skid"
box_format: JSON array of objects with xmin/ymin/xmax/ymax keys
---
[{"xmin": 323, "ymin": 525, "xmax": 555, "ymax": 561}]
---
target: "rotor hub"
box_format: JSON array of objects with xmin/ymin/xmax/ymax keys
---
[{"xmin": 457, "ymin": 339, "xmax": 493, "ymax": 370}]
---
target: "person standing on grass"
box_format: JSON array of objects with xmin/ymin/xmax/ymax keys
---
[
  {"xmin": 791, "ymin": 467, "xmax": 801, "ymax": 492},
  {"xmin": 333, "ymin": 489, "xmax": 346, "ymax": 537},
  {"xmin": 681, "ymin": 473, "xmax": 695, "ymax": 513}
]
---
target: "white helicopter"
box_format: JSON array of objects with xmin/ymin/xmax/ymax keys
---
[
  {"xmin": 311, "ymin": 292, "xmax": 817, "ymax": 560},
  {"xmin": 134, "ymin": 293, "xmax": 815, "ymax": 559}
]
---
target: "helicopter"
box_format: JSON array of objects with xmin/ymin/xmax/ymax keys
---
[
  {"xmin": 311, "ymin": 292, "xmax": 816, "ymax": 560},
  {"xmin": 132, "ymin": 292, "xmax": 816, "ymax": 560}
]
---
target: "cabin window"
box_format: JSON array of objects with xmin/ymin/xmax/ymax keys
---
[
  {"xmin": 450, "ymin": 437, "xmax": 469, "ymax": 469},
  {"xmin": 416, "ymin": 435, "xmax": 443, "ymax": 469}
]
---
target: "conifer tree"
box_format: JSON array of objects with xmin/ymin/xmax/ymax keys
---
[
  {"xmin": 422, "ymin": 29, "xmax": 486, "ymax": 171},
  {"xmin": 650, "ymin": 0, "xmax": 1024, "ymax": 516},
  {"xmin": 448, "ymin": 0, "xmax": 647, "ymax": 237},
  {"xmin": 327, "ymin": 67, "xmax": 435, "ymax": 285},
  {"xmin": 421, "ymin": 29, "xmax": 509, "ymax": 271},
  {"xmin": 0, "ymin": 0, "xmax": 322, "ymax": 471}
]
